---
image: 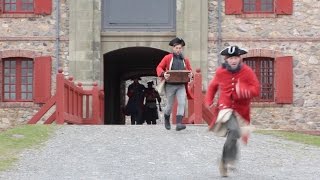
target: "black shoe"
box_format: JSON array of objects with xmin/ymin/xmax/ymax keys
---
[
  {"xmin": 176, "ymin": 124, "xmax": 186, "ymax": 131},
  {"xmin": 164, "ymin": 114, "xmax": 171, "ymax": 130},
  {"xmin": 164, "ymin": 119, "xmax": 171, "ymax": 130}
]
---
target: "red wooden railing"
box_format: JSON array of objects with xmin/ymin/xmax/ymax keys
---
[
  {"xmin": 28, "ymin": 69, "xmax": 104, "ymax": 125},
  {"xmin": 172, "ymin": 69, "xmax": 217, "ymax": 125},
  {"xmin": 29, "ymin": 68, "xmax": 215, "ymax": 126}
]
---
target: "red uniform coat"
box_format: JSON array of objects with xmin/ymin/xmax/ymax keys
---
[
  {"xmin": 205, "ymin": 64, "xmax": 260, "ymax": 124},
  {"xmin": 156, "ymin": 53, "xmax": 193, "ymax": 99}
]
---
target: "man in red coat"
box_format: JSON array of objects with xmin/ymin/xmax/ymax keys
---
[
  {"xmin": 205, "ymin": 45, "xmax": 260, "ymax": 177},
  {"xmin": 156, "ymin": 37, "xmax": 193, "ymax": 131}
]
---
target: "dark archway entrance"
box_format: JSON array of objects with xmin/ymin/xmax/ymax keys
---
[{"xmin": 103, "ymin": 47, "xmax": 168, "ymax": 124}]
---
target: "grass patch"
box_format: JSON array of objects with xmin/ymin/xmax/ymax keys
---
[
  {"xmin": 0, "ymin": 125, "xmax": 56, "ymax": 171},
  {"xmin": 255, "ymin": 130, "xmax": 320, "ymax": 147}
]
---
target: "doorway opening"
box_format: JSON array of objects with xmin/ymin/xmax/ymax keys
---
[{"xmin": 103, "ymin": 47, "xmax": 168, "ymax": 124}]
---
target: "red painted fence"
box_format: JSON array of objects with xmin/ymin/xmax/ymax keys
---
[
  {"xmin": 172, "ymin": 69, "xmax": 217, "ymax": 125},
  {"xmin": 28, "ymin": 69, "xmax": 104, "ymax": 125},
  {"xmin": 29, "ymin": 68, "xmax": 216, "ymax": 126}
]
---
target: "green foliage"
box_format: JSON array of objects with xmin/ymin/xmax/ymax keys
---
[
  {"xmin": 255, "ymin": 130, "xmax": 320, "ymax": 147},
  {"xmin": 0, "ymin": 125, "xmax": 56, "ymax": 171}
]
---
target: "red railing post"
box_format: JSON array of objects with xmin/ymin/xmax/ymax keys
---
[
  {"xmin": 68, "ymin": 76, "xmax": 74, "ymax": 115},
  {"xmin": 193, "ymin": 69, "xmax": 203, "ymax": 124},
  {"xmin": 92, "ymin": 82, "xmax": 102, "ymax": 124},
  {"xmin": 56, "ymin": 68, "xmax": 65, "ymax": 124},
  {"xmin": 77, "ymin": 82, "xmax": 83, "ymax": 118},
  {"xmin": 99, "ymin": 90, "xmax": 105, "ymax": 124}
]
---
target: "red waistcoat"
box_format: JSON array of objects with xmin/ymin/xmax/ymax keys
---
[{"xmin": 205, "ymin": 64, "xmax": 260, "ymax": 123}]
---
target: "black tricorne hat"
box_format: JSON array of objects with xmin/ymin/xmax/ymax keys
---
[
  {"xmin": 131, "ymin": 76, "xmax": 141, "ymax": 80},
  {"xmin": 220, "ymin": 46, "xmax": 247, "ymax": 57},
  {"xmin": 169, "ymin": 37, "xmax": 185, "ymax": 47}
]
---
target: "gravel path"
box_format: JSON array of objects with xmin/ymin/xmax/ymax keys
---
[{"xmin": 0, "ymin": 125, "xmax": 319, "ymax": 180}]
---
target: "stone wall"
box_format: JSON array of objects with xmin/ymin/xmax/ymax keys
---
[
  {"xmin": 0, "ymin": 105, "xmax": 40, "ymax": 130},
  {"xmin": 69, "ymin": 0, "xmax": 101, "ymax": 84},
  {"xmin": 0, "ymin": 0, "xmax": 70, "ymax": 129},
  {"xmin": 208, "ymin": 0, "xmax": 320, "ymax": 130},
  {"xmin": 1, "ymin": 0, "xmax": 319, "ymax": 131}
]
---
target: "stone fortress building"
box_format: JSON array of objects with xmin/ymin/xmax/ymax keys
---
[{"xmin": 0, "ymin": 0, "xmax": 319, "ymax": 130}]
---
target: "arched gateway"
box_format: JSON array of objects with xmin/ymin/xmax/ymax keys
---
[{"xmin": 103, "ymin": 47, "xmax": 168, "ymax": 124}]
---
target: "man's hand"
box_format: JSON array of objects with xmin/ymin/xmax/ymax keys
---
[
  {"xmin": 236, "ymin": 79, "xmax": 251, "ymax": 99},
  {"xmin": 164, "ymin": 72, "xmax": 170, "ymax": 80},
  {"xmin": 188, "ymin": 72, "xmax": 193, "ymax": 79}
]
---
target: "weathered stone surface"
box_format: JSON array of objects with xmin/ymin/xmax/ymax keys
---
[
  {"xmin": 208, "ymin": 0, "xmax": 320, "ymax": 130},
  {"xmin": 1, "ymin": 0, "xmax": 320, "ymax": 131},
  {"xmin": 309, "ymin": 56, "xmax": 319, "ymax": 64},
  {"xmin": 0, "ymin": 0, "xmax": 69, "ymax": 129}
]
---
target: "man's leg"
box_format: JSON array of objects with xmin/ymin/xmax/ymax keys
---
[
  {"xmin": 152, "ymin": 109, "xmax": 157, "ymax": 124},
  {"xmin": 131, "ymin": 114, "xmax": 136, "ymax": 125},
  {"xmin": 164, "ymin": 84, "xmax": 177, "ymax": 130},
  {"xmin": 151, "ymin": 119, "xmax": 157, "ymax": 124},
  {"xmin": 164, "ymin": 114, "xmax": 171, "ymax": 129},
  {"xmin": 136, "ymin": 108, "xmax": 144, "ymax": 125},
  {"xmin": 220, "ymin": 114, "xmax": 240, "ymax": 177},
  {"xmin": 176, "ymin": 85, "xmax": 186, "ymax": 131}
]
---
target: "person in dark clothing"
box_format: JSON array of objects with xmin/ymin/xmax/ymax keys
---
[
  {"xmin": 156, "ymin": 37, "xmax": 193, "ymax": 131},
  {"xmin": 143, "ymin": 81, "xmax": 161, "ymax": 125},
  {"xmin": 126, "ymin": 77, "xmax": 145, "ymax": 125}
]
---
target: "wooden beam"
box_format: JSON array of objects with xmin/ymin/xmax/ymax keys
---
[
  {"xmin": 44, "ymin": 112, "xmax": 56, "ymax": 124},
  {"xmin": 28, "ymin": 95, "xmax": 57, "ymax": 124}
]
